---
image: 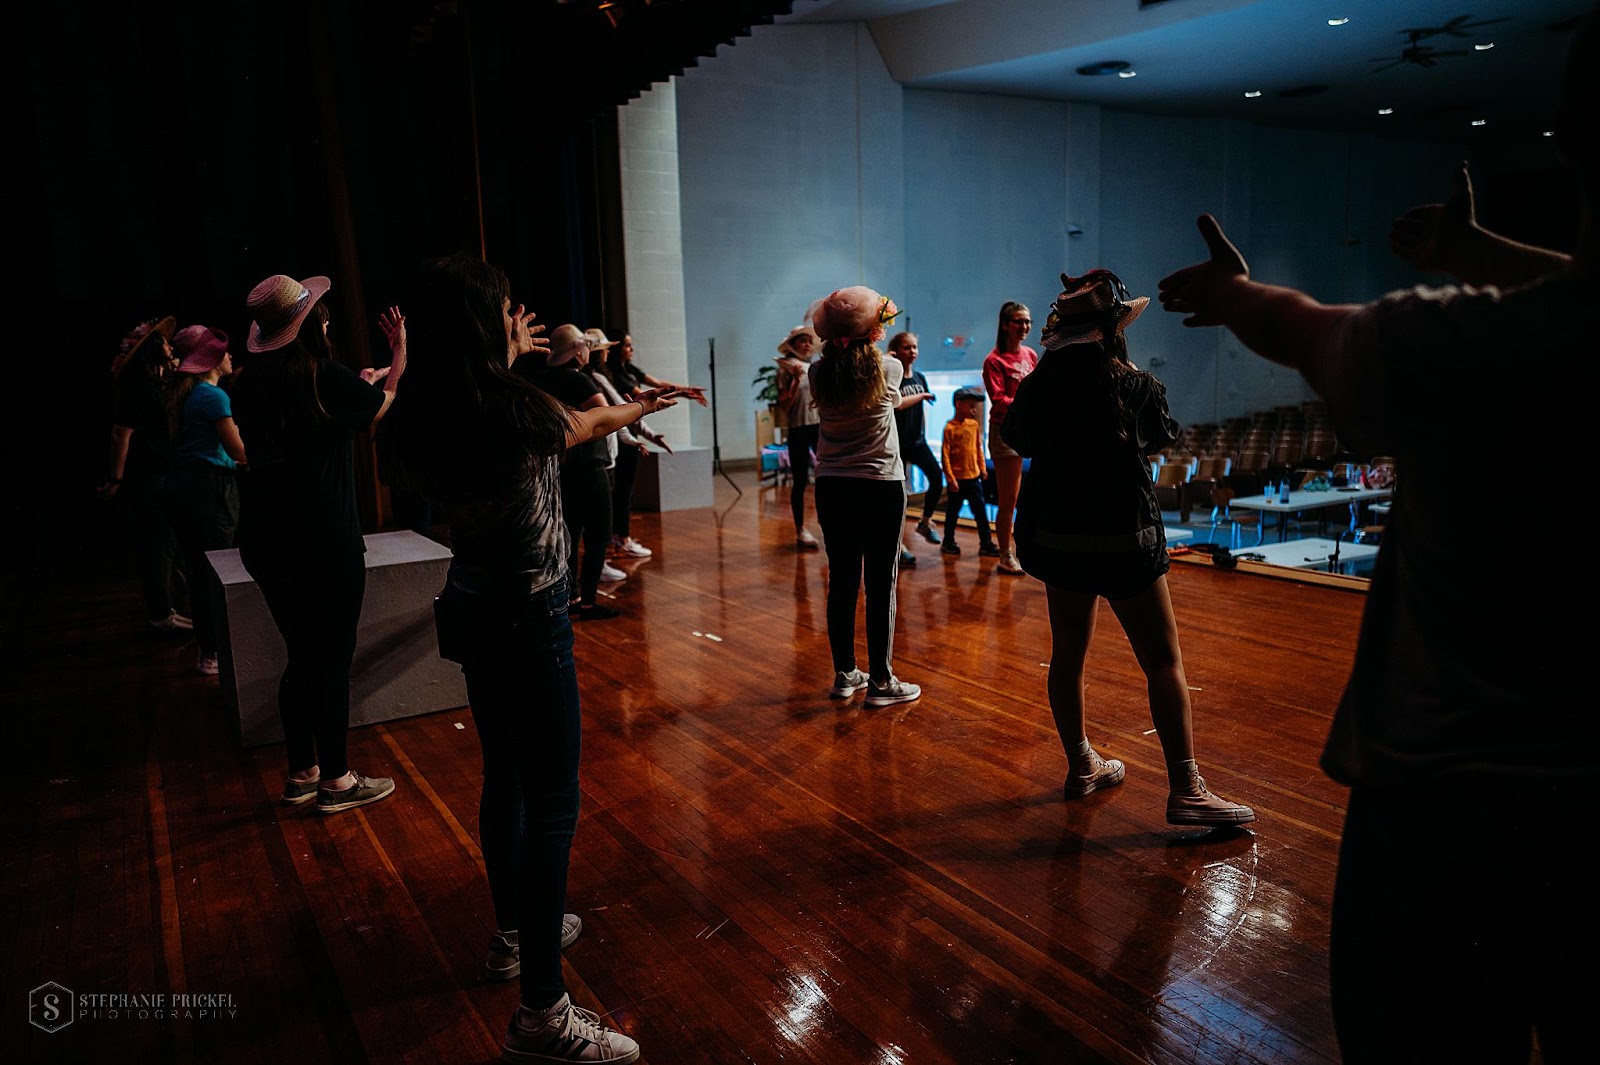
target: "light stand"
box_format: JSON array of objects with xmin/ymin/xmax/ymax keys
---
[{"xmin": 706, "ymin": 337, "xmax": 743, "ymax": 496}]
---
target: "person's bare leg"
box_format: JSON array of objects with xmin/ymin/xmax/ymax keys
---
[
  {"xmin": 994, "ymin": 455, "xmax": 1024, "ymax": 564},
  {"xmin": 1108, "ymin": 576, "xmax": 1254, "ymax": 824},
  {"xmin": 1105, "ymin": 577, "xmax": 1194, "ymax": 763},
  {"xmin": 1046, "ymin": 585, "xmax": 1126, "ymax": 796}
]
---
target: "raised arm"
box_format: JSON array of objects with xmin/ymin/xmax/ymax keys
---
[
  {"xmin": 371, "ymin": 305, "xmax": 410, "ymax": 426},
  {"xmin": 1389, "ymin": 160, "xmax": 1572, "ymax": 288},
  {"xmin": 1157, "ymin": 214, "xmax": 1361, "ymax": 386}
]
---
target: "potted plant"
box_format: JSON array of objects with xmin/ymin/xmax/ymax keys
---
[{"xmin": 753, "ymin": 363, "xmax": 788, "ymax": 429}]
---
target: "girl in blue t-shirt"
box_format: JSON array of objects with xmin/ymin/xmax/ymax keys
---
[{"xmin": 166, "ymin": 325, "xmax": 246, "ymax": 675}]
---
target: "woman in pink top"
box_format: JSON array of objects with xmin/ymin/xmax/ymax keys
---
[{"xmin": 982, "ymin": 300, "xmax": 1038, "ymax": 575}]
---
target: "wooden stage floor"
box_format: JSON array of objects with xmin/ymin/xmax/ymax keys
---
[{"xmin": 3, "ymin": 475, "xmax": 1367, "ymax": 1064}]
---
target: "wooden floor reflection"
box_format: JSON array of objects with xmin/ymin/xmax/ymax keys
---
[{"xmin": 5, "ymin": 475, "xmax": 1362, "ymax": 1064}]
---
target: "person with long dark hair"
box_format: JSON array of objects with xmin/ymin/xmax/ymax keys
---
[
  {"xmin": 230, "ymin": 274, "xmax": 402, "ymax": 814},
  {"xmin": 774, "ymin": 325, "xmax": 823, "ymax": 548},
  {"xmin": 1001, "ymin": 270, "xmax": 1253, "ymax": 827},
  {"xmin": 807, "ymin": 286, "xmax": 921, "ymax": 706},
  {"xmin": 382, "ymin": 252, "xmax": 677, "ymax": 1064},
  {"xmin": 164, "ymin": 325, "xmax": 246, "ymax": 675},
  {"xmin": 100, "ymin": 315, "xmax": 190, "ymax": 631},
  {"xmin": 984, "ymin": 299, "xmax": 1038, "ymax": 575}
]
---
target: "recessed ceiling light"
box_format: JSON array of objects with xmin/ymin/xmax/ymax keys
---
[
  {"xmin": 1378, "ymin": 107, "xmax": 1394, "ymax": 115},
  {"xmin": 1474, "ymin": 42, "xmax": 1495, "ymax": 51},
  {"xmin": 1244, "ymin": 90, "xmax": 1263, "ymax": 98},
  {"xmin": 1117, "ymin": 70, "xmax": 1138, "ymax": 79},
  {"xmin": 1076, "ymin": 60, "xmax": 1131, "ymax": 77},
  {"xmin": 1543, "ymin": 130, "xmax": 1555, "ymax": 137},
  {"xmin": 1327, "ymin": 17, "xmax": 1350, "ymax": 27},
  {"xmin": 1471, "ymin": 118, "xmax": 1488, "ymax": 126}
]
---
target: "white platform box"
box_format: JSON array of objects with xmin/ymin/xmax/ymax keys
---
[
  {"xmin": 633, "ymin": 445, "xmax": 713, "ymax": 512},
  {"xmin": 206, "ymin": 530, "xmax": 467, "ymax": 749}
]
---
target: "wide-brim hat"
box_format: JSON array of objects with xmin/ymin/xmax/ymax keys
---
[
  {"xmin": 805, "ymin": 286, "xmax": 900, "ymax": 344},
  {"xmin": 776, "ymin": 324, "xmax": 820, "ymax": 359},
  {"xmin": 112, "ymin": 315, "xmax": 176, "ymax": 374},
  {"xmin": 173, "ymin": 324, "xmax": 230, "ymax": 374},
  {"xmin": 246, "ymin": 274, "xmax": 331, "ymax": 353},
  {"xmin": 548, "ymin": 324, "xmax": 588, "ymax": 366},
  {"xmin": 582, "ymin": 327, "xmax": 617, "ymax": 352},
  {"xmin": 1040, "ymin": 270, "xmax": 1149, "ymax": 350}
]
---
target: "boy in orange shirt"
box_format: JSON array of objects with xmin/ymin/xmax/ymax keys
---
[{"xmin": 940, "ymin": 386, "xmax": 1000, "ymax": 557}]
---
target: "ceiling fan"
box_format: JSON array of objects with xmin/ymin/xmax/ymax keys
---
[{"xmin": 1369, "ymin": 14, "xmax": 1511, "ymax": 72}]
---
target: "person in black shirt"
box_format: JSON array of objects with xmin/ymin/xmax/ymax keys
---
[
  {"xmin": 515, "ymin": 325, "xmax": 621, "ymax": 620},
  {"xmin": 887, "ymin": 331, "xmax": 941, "ymax": 565},
  {"xmin": 382, "ymin": 253, "xmax": 679, "ymax": 1063},
  {"xmin": 231, "ymin": 274, "xmax": 403, "ymax": 815},
  {"xmin": 100, "ymin": 315, "xmax": 190, "ymax": 631}
]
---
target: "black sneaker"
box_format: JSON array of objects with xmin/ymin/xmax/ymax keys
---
[
  {"xmin": 941, "ymin": 542, "xmax": 961, "ymax": 556},
  {"xmin": 916, "ymin": 521, "xmax": 941, "ymax": 545},
  {"xmin": 573, "ymin": 602, "xmax": 622, "ymax": 621},
  {"xmin": 978, "ymin": 544, "xmax": 1002, "ymax": 558}
]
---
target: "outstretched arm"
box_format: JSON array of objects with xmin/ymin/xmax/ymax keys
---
[
  {"xmin": 1158, "ymin": 215, "xmax": 1360, "ymax": 388},
  {"xmin": 1389, "ymin": 161, "xmax": 1571, "ymax": 288},
  {"xmin": 564, "ymin": 386, "xmax": 682, "ymax": 449}
]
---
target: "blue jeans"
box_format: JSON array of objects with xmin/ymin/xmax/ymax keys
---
[{"xmin": 438, "ymin": 572, "xmax": 580, "ymax": 1011}]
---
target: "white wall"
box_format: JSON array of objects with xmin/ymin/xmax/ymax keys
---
[
  {"xmin": 658, "ymin": 20, "xmax": 1463, "ymax": 450},
  {"xmin": 675, "ymin": 21, "xmax": 904, "ymax": 462}
]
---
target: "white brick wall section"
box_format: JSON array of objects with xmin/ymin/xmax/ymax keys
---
[{"xmin": 618, "ymin": 80, "xmax": 693, "ymax": 448}]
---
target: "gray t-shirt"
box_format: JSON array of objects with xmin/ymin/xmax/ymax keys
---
[{"xmin": 809, "ymin": 353, "xmax": 905, "ymax": 481}]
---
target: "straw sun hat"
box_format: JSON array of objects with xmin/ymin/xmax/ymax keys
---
[
  {"xmin": 1039, "ymin": 270, "xmax": 1150, "ymax": 350},
  {"xmin": 173, "ymin": 325, "xmax": 230, "ymax": 374},
  {"xmin": 246, "ymin": 274, "xmax": 331, "ymax": 353}
]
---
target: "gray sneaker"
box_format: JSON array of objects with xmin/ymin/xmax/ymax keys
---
[
  {"xmin": 485, "ymin": 915, "xmax": 583, "ymax": 981},
  {"xmin": 503, "ymin": 993, "xmax": 640, "ymax": 1063},
  {"xmin": 865, "ymin": 677, "xmax": 921, "ymax": 707},
  {"xmin": 829, "ymin": 669, "xmax": 870, "ymax": 697},
  {"xmin": 315, "ymin": 773, "xmax": 396, "ymax": 814},
  {"xmin": 281, "ymin": 777, "xmax": 320, "ymax": 806}
]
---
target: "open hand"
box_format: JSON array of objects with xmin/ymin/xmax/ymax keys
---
[
  {"xmin": 635, "ymin": 386, "xmax": 683, "ymax": 415},
  {"xmin": 681, "ymin": 385, "xmax": 709, "ymax": 407},
  {"xmin": 378, "ymin": 306, "xmax": 406, "ymax": 357},
  {"xmin": 509, "ymin": 304, "xmax": 550, "ymax": 359},
  {"xmin": 1389, "ymin": 160, "xmax": 1476, "ymax": 273},
  {"xmin": 1157, "ymin": 214, "xmax": 1250, "ymax": 328}
]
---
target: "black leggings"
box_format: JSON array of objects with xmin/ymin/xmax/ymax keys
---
[
  {"xmin": 562, "ymin": 461, "xmax": 613, "ymax": 605},
  {"xmin": 611, "ymin": 444, "xmax": 639, "ymax": 539},
  {"xmin": 814, "ymin": 477, "xmax": 904, "ymax": 682},
  {"xmin": 901, "ymin": 437, "xmax": 943, "ymax": 525},
  {"xmin": 165, "ymin": 463, "xmax": 239, "ymax": 656},
  {"xmin": 247, "ymin": 553, "xmax": 366, "ymax": 780},
  {"xmin": 786, "ymin": 424, "xmax": 819, "ymax": 529}
]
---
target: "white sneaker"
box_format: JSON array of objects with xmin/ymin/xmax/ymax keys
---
[
  {"xmin": 484, "ymin": 915, "xmax": 583, "ymax": 982},
  {"xmin": 149, "ymin": 611, "xmax": 193, "ymax": 632},
  {"xmin": 503, "ymin": 993, "xmax": 640, "ymax": 1063},
  {"xmin": 620, "ymin": 538, "xmax": 651, "ymax": 558},
  {"xmin": 196, "ymin": 652, "xmax": 220, "ymax": 676},
  {"xmin": 829, "ymin": 669, "xmax": 870, "ymax": 698},
  {"xmin": 599, "ymin": 562, "xmax": 627, "ymax": 582},
  {"xmin": 865, "ymin": 676, "xmax": 921, "ymax": 707}
]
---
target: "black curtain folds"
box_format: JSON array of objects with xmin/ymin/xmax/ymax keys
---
[{"xmin": 15, "ymin": 0, "xmax": 791, "ymax": 552}]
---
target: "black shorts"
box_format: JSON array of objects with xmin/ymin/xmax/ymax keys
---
[{"xmin": 1016, "ymin": 537, "xmax": 1169, "ymax": 601}]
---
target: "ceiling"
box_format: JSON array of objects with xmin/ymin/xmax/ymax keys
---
[{"xmin": 779, "ymin": 0, "xmax": 1591, "ymax": 143}]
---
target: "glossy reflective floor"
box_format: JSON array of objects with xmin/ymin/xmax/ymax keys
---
[{"xmin": 5, "ymin": 475, "xmax": 1365, "ymax": 1064}]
